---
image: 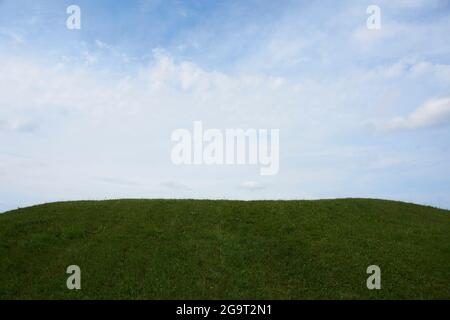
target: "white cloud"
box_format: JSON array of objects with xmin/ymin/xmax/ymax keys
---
[
  {"xmin": 378, "ymin": 0, "xmax": 445, "ymax": 9},
  {"xmin": 361, "ymin": 59, "xmax": 450, "ymax": 83},
  {"xmin": 409, "ymin": 61, "xmax": 450, "ymax": 83},
  {"xmin": 238, "ymin": 181, "xmax": 266, "ymax": 191},
  {"xmin": 160, "ymin": 181, "xmax": 190, "ymax": 190},
  {"xmin": 93, "ymin": 176, "xmax": 140, "ymax": 187},
  {"xmin": 384, "ymin": 97, "xmax": 450, "ymax": 130},
  {"xmin": 352, "ymin": 25, "xmax": 394, "ymax": 48},
  {"xmin": 82, "ymin": 51, "xmax": 98, "ymax": 67},
  {"xmin": 0, "ymin": 27, "xmax": 24, "ymax": 44},
  {"xmin": 0, "ymin": 118, "xmax": 37, "ymax": 132}
]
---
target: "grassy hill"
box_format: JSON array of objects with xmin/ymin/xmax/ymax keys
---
[{"xmin": 0, "ymin": 199, "xmax": 449, "ymax": 300}]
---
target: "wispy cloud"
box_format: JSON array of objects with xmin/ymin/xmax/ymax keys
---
[
  {"xmin": 160, "ymin": 181, "xmax": 190, "ymax": 191},
  {"xmin": 238, "ymin": 181, "xmax": 266, "ymax": 191},
  {"xmin": 92, "ymin": 177, "xmax": 140, "ymax": 187},
  {"xmin": 384, "ymin": 97, "xmax": 450, "ymax": 130},
  {"xmin": 0, "ymin": 27, "xmax": 24, "ymax": 44},
  {"xmin": 0, "ymin": 118, "xmax": 37, "ymax": 132}
]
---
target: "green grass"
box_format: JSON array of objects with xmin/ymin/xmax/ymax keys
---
[{"xmin": 0, "ymin": 198, "xmax": 449, "ymax": 300}]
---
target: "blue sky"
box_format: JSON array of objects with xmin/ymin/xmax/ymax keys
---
[{"xmin": 1, "ymin": 0, "xmax": 450, "ymax": 211}]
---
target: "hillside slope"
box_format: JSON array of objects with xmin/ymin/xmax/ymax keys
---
[{"xmin": 0, "ymin": 199, "xmax": 449, "ymax": 299}]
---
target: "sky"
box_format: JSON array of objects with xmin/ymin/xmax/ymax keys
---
[{"xmin": 1, "ymin": 0, "xmax": 450, "ymax": 212}]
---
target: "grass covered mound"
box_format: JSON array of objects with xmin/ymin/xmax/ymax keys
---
[{"xmin": 0, "ymin": 199, "xmax": 449, "ymax": 300}]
